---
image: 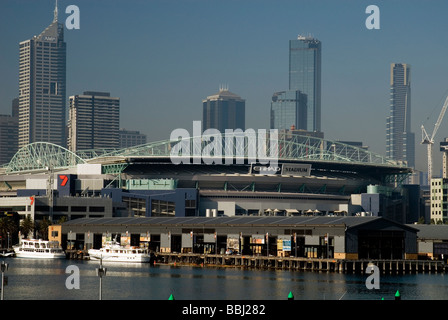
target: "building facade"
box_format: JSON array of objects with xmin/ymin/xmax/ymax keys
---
[
  {"xmin": 67, "ymin": 91, "xmax": 120, "ymax": 151},
  {"xmin": 386, "ymin": 63, "xmax": 415, "ymax": 168},
  {"xmin": 270, "ymin": 90, "xmax": 307, "ymax": 130},
  {"xmin": 289, "ymin": 35, "xmax": 322, "ymax": 132},
  {"xmin": 430, "ymin": 178, "xmax": 448, "ymax": 224},
  {"xmin": 0, "ymin": 98, "xmax": 19, "ymax": 164},
  {"xmin": 18, "ymin": 4, "xmax": 66, "ymax": 148},
  {"xmin": 119, "ymin": 129, "xmax": 147, "ymax": 148},
  {"xmin": 203, "ymin": 87, "xmax": 245, "ymax": 132}
]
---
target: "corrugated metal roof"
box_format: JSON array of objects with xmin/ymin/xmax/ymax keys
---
[
  {"xmin": 63, "ymin": 216, "xmax": 382, "ymax": 228},
  {"xmin": 407, "ymin": 224, "xmax": 448, "ymax": 240}
]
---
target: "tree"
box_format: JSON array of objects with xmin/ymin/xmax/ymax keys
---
[
  {"xmin": 20, "ymin": 216, "xmax": 35, "ymax": 239},
  {"xmin": 0, "ymin": 217, "xmax": 17, "ymax": 248},
  {"xmin": 37, "ymin": 218, "xmax": 52, "ymax": 240}
]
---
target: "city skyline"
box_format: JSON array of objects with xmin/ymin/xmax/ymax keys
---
[{"xmin": 1, "ymin": 0, "xmax": 448, "ymax": 174}]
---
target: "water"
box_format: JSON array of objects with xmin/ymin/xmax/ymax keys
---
[{"xmin": 2, "ymin": 258, "xmax": 448, "ymax": 300}]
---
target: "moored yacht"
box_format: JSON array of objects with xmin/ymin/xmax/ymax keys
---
[
  {"xmin": 13, "ymin": 239, "xmax": 66, "ymax": 259},
  {"xmin": 88, "ymin": 239, "xmax": 150, "ymax": 263}
]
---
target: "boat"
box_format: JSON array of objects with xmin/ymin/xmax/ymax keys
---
[
  {"xmin": 88, "ymin": 239, "xmax": 151, "ymax": 263},
  {"xmin": 13, "ymin": 239, "xmax": 66, "ymax": 259}
]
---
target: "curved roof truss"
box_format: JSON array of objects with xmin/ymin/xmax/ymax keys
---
[{"xmin": 6, "ymin": 133, "xmax": 406, "ymax": 173}]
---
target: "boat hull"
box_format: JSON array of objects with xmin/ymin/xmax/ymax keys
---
[
  {"xmin": 88, "ymin": 249, "xmax": 150, "ymax": 263},
  {"xmin": 13, "ymin": 250, "xmax": 66, "ymax": 259}
]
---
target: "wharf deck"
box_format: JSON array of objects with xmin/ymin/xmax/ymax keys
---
[
  {"xmin": 152, "ymin": 252, "xmax": 448, "ymax": 274},
  {"xmin": 64, "ymin": 250, "xmax": 447, "ymax": 274}
]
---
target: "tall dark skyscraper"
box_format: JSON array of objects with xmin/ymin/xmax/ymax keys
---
[
  {"xmin": 289, "ymin": 35, "xmax": 322, "ymax": 132},
  {"xmin": 386, "ymin": 63, "xmax": 415, "ymax": 168},
  {"xmin": 202, "ymin": 86, "xmax": 245, "ymax": 132},
  {"xmin": 18, "ymin": 2, "xmax": 66, "ymax": 148}
]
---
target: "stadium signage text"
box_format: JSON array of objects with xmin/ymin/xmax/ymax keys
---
[
  {"xmin": 250, "ymin": 163, "xmax": 282, "ymax": 175},
  {"xmin": 281, "ymin": 163, "xmax": 312, "ymax": 176},
  {"xmin": 170, "ymin": 121, "xmax": 278, "ymax": 173}
]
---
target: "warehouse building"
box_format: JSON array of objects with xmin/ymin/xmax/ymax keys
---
[{"xmin": 61, "ymin": 216, "xmax": 418, "ymax": 260}]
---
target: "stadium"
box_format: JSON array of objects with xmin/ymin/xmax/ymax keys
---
[{"xmin": 0, "ymin": 130, "xmax": 413, "ymax": 224}]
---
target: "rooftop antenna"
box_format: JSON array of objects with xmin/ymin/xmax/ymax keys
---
[{"xmin": 53, "ymin": 0, "xmax": 59, "ymax": 22}]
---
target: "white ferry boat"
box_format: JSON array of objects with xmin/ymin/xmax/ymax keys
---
[
  {"xmin": 88, "ymin": 240, "xmax": 151, "ymax": 263},
  {"xmin": 13, "ymin": 239, "xmax": 66, "ymax": 259}
]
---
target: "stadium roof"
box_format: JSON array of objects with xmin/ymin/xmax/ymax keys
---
[{"xmin": 3, "ymin": 132, "xmax": 411, "ymax": 174}]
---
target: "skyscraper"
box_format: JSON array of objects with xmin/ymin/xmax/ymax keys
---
[
  {"xmin": 270, "ymin": 90, "xmax": 307, "ymax": 130},
  {"xmin": 18, "ymin": 2, "xmax": 66, "ymax": 148},
  {"xmin": 67, "ymin": 91, "xmax": 120, "ymax": 151},
  {"xmin": 386, "ymin": 63, "xmax": 415, "ymax": 168},
  {"xmin": 202, "ymin": 86, "xmax": 245, "ymax": 132},
  {"xmin": 119, "ymin": 129, "xmax": 147, "ymax": 148},
  {"xmin": 289, "ymin": 35, "xmax": 322, "ymax": 132},
  {"xmin": 0, "ymin": 98, "xmax": 19, "ymax": 164}
]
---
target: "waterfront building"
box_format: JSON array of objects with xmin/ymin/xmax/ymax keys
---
[
  {"xmin": 67, "ymin": 91, "xmax": 120, "ymax": 151},
  {"xmin": 289, "ymin": 35, "xmax": 322, "ymax": 132},
  {"xmin": 0, "ymin": 98, "xmax": 19, "ymax": 164},
  {"xmin": 386, "ymin": 63, "xmax": 415, "ymax": 168},
  {"xmin": 202, "ymin": 86, "xmax": 245, "ymax": 132},
  {"xmin": 61, "ymin": 215, "xmax": 418, "ymax": 260},
  {"xmin": 119, "ymin": 129, "xmax": 147, "ymax": 148},
  {"xmin": 270, "ymin": 90, "xmax": 307, "ymax": 130},
  {"xmin": 18, "ymin": 3, "xmax": 66, "ymax": 148}
]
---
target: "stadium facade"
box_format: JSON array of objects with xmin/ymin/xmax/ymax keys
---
[{"xmin": 0, "ymin": 131, "xmax": 417, "ymax": 229}]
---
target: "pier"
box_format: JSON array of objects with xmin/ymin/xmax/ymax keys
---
[
  {"xmin": 150, "ymin": 253, "xmax": 447, "ymax": 274},
  {"xmin": 62, "ymin": 250, "xmax": 447, "ymax": 274}
]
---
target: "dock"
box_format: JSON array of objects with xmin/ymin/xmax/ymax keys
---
[{"xmin": 150, "ymin": 252, "xmax": 448, "ymax": 274}]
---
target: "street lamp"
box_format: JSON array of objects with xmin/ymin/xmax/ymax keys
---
[
  {"xmin": 1, "ymin": 261, "xmax": 8, "ymax": 300},
  {"xmin": 96, "ymin": 256, "xmax": 107, "ymax": 300}
]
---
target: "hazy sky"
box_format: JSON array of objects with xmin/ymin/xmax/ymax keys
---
[{"xmin": 1, "ymin": 0, "xmax": 448, "ymax": 174}]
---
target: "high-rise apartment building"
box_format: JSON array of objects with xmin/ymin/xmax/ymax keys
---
[
  {"xmin": 67, "ymin": 91, "xmax": 120, "ymax": 151},
  {"xmin": 18, "ymin": 3, "xmax": 66, "ymax": 148},
  {"xmin": 270, "ymin": 90, "xmax": 307, "ymax": 130},
  {"xmin": 386, "ymin": 63, "xmax": 415, "ymax": 168},
  {"xmin": 289, "ymin": 35, "xmax": 322, "ymax": 132},
  {"xmin": 203, "ymin": 87, "xmax": 245, "ymax": 132}
]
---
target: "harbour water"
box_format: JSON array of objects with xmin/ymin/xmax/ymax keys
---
[{"xmin": 2, "ymin": 258, "xmax": 448, "ymax": 300}]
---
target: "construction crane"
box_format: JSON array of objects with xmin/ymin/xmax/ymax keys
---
[{"xmin": 421, "ymin": 95, "xmax": 448, "ymax": 185}]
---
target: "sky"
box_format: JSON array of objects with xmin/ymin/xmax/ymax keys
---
[{"xmin": 1, "ymin": 0, "xmax": 448, "ymax": 174}]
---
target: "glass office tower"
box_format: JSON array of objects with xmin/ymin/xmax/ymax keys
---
[
  {"xmin": 270, "ymin": 90, "xmax": 307, "ymax": 131},
  {"xmin": 289, "ymin": 35, "xmax": 322, "ymax": 132},
  {"xmin": 386, "ymin": 63, "xmax": 415, "ymax": 168},
  {"xmin": 18, "ymin": 3, "xmax": 66, "ymax": 148}
]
